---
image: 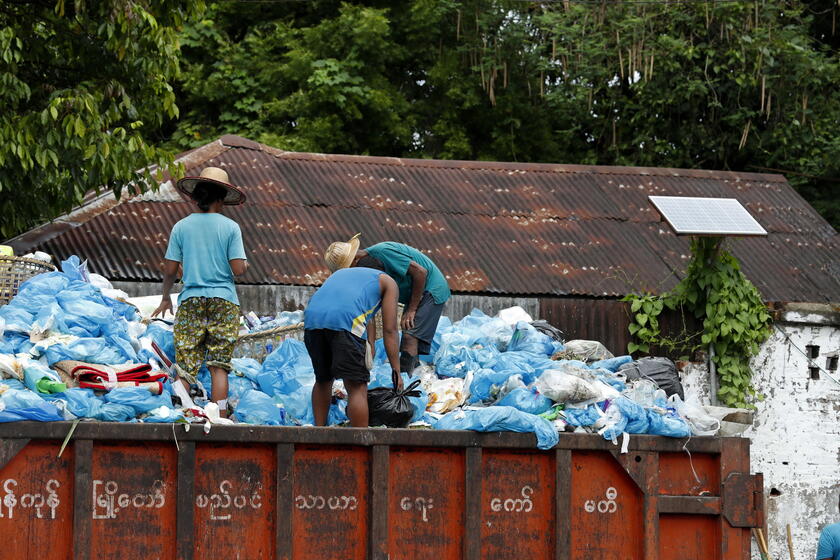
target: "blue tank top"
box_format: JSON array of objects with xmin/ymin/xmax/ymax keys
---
[{"xmin": 304, "ymin": 267, "xmax": 383, "ymax": 339}]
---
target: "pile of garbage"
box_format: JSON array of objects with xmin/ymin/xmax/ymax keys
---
[{"xmin": 0, "ymin": 256, "xmax": 724, "ymax": 449}]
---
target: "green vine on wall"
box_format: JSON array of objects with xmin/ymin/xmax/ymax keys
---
[{"xmin": 623, "ymin": 238, "xmax": 772, "ymax": 408}]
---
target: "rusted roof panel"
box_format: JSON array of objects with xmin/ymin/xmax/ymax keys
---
[{"xmin": 11, "ymin": 135, "xmax": 840, "ymax": 304}]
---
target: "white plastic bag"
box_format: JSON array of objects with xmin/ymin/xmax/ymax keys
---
[
  {"xmin": 562, "ymin": 340, "xmax": 614, "ymax": 362},
  {"xmin": 496, "ymin": 306, "xmax": 533, "ymax": 326},
  {"xmin": 670, "ymin": 394, "xmax": 720, "ymax": 436},
  {"xmin": 426, "ymin": 377, "xmax": 467, "ymax": 414},
  {"xmin": 0, "ymin": 354, "xmax": 24, "ymax": 381},
  {"xmin": 535, "ymin": 369, "xmax": 600, "ymax": 403},
  {"xmin": 497, "ymin": 373, "xmax": 526, "ymax": 400}
]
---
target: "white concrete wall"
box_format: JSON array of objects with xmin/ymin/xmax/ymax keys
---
[
  {"xmin": 682, "ymin": 308, "xmax": 840, "ymax": 560},
  {"xmin": 746, "ymin": 310, "xmax": 840, "ymax": 560}
]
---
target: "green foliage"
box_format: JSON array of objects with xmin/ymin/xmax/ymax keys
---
[
  {"xmin": 624, "ymin": 238, "xmax": 772, "ymax": 408},
  {"xmin": 5, "ymin": 1, "xmax": 838, "ymax": 237},
  {"xmin": 0, "ymin": 0, "xmax": 204, "ymax": 238},
  {"xmin": 168, "ymin": 0, "xmax": 840, "ymax": 229}
]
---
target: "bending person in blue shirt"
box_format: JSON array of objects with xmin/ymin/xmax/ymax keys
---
[
  {"xmin": 304, "ymin": 260, "xmax": 401, "ymax": 427},
  {"xmin": 153, "ymin": 167, "xmax": 248, "ymax": 417},
  {"xmin": 817, "ymin": 492, "xmax": 840, "ymax": 560},
  {"xmin": 324, "ymin": 235, "xmax": 450, "ymax": 375}
]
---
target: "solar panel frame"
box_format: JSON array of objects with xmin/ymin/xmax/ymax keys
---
[{"xmin": 649, "ymin": 196, "xmax": 768, "ymax": 237}]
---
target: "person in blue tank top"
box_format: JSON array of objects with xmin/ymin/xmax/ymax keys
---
[
  {"xmin": 153, "ymin": 167, "xmax": 248, "ymax": 418},
  {"xmin": 324, "ymin": 235, "xmax": 450, "ymax": 376},
  {"xmin": 305, "ymin": 247, "xmax": 401, "ymax": 427}
]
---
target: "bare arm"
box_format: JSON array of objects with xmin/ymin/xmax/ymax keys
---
[
  {"xmin": 151, "ymin": 259, "xmax": 180, "ymax": 317},
  {"xmin": 230, "ymin": 259, "xmax": 249, "ymax": 276},
  {"xmin": 402, "ymin": 260, "xmax": 427, "ymax": 330},
  {"xmin": 379, "ymin": 274, "xmax": 402, "ymax": 389}
]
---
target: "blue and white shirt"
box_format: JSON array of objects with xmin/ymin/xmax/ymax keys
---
[{"xmin": 304, "ymin": 267, "xmax": 383, "ymax": 339}]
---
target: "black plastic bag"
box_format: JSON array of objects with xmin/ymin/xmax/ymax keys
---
[
  {"xmin": 618, "ymin": 357, "xmax": 684, "ymax": 400},
  {"xmin": 530, "ymin": 320, "xmax": 565, "ymax": 343},
  {"xmin": 368, "ymin": 371, "xmax": 422, "ymax": 428}
]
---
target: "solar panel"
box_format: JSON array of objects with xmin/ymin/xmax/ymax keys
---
[{"xmin": 649, "ymin": 196, "xmax": 767, "ymax": 236}]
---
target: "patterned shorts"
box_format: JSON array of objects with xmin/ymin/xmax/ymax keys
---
[{"xmin": 174, "ymin": 297, "xmax": 240, "ymax": 378}]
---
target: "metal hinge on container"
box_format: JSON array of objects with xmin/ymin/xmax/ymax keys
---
[{"xmin": 722, "ymin": 472, "xmax": 764, "ymax": 528}]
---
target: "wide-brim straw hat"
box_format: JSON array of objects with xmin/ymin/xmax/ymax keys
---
[
  {"xmin": 324, "ymin": 233, "xmax": 361, "ymax": 272},
  {"xmin": 176, "ymin": 166, "xmax": 246, "ymax": 206}
]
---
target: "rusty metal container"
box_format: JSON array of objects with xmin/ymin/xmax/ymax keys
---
[{"xmin": 0, "ymin": 422, "xmax": 763, "ymax": 559}]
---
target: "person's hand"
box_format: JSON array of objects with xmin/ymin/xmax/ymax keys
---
[
  {"xmin": 401, "ymin": 308, "xmax": 416, "ymax": 330},
  {"xmin": 152, "ymin": 296, "xmax": 173, "ymax": 318},
  {"xmin": 392, "ymin": 369, "xmax": 404, "ymax": 391}
]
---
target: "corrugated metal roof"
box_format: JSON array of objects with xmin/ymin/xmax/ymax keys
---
[{"xmin": 9, "ymin": 135, "xmax": 840, "ymax": 303}]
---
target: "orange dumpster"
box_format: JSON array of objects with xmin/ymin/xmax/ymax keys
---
[{"xmin": 0, "ymin": 422, "xmax": 763, "ymax": 559}]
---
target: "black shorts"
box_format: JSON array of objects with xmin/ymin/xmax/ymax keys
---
[
  {"xmin": 403, "ymin": 291, "xmax": 445, "ymax": 355},
  {"xmin": 304, "ymin": 329, "xmax": 370, "ymax": 384}
]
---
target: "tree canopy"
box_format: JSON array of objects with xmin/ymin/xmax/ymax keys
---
[
  {"xmin": 2, "ymin": 0, "xmax": 838, "ymax": 238},
  {"xmin": 0, "ymin": 0, "xmax": 204, "ymax": 238},
  {"xmin": 165, "ymin": 0, "xmax": 840, "ymax": 230}
]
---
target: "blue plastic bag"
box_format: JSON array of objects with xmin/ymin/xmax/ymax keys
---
[
  {"xmin": 60, "ymin": 255, "xmax": 88, "ymax": 282},
  {"xmin": 258, "ymin": 339, "xmax": 314, "ymax": 396},
  {"xmin": 328, "ymin": 399, "xmax": 348, "ymax": 425},
  {"xmin": 0, "ymin": 379, "xmax": 26, "ymax": 392},
  {"xmin": 139, "ymin": 322, "xmax": 176, "ymax": 363},
  {"xmin": 16, "ymin": 270, "xmax": 70, "ymax": 300},
  {"xmin": 235, "ymin": 389, "xmax": 286, "ymax": 426},
  {"xmin": 508, "ymin": 321, "xmax": 555, "ymax": 355},
  {"xmin": 0, "ymin": 306, "xmax": 34, "ymax": 332},
  {"xmin": 0, "ymin": 388, "xmax": 63, "ymax": 422},
  {"xmin": 275, "ymin": 384, "xmax": 313, "ymax": 424},
  {"xmin": 56, "ymin": 290, "xmax": 113, "ymax": 336},
  {"xmin": 231, "ymin": 358, "xmax": 262, "ymax": 383},
  {"xmin": 368, "ymin": 363, "xmax": 395, "ymax": 389},
  {"xmin": 435, "ymin": 344, "xmax": 482, "ymax": 379},
  {"xmin": 600, "ymin": 396, "xmax": 653, "ymax": 440},
  {"xmin": 468, "ymin": 368, "xmax": 511, "ymax": 403},
  {"xmin": 0, "ymin": 402, "xmax": 63, "ymax": 422},
  {"xmin": 435, "ymin": 406, "xmax": 559, "ymax": 450},
  {"xmin": 1, "ymin": 388, "xmax": 48, "ymax": 409},
  {"xmin": 594, "ymin": 368, "xmax": 627, "ymax": 392},
  {"xmin": 45, "ymin": 337, "xmax": 135, "ymax": 366},
  {"xmin": 590, "ymin": 355, "xmax": 633, "ymax": 372},
  {"xmin": 1, "ymin": 332, "xmax": 32, "ymax": 355},
  {"xmin": 496, "ymin": 387, "xmax": 553, "ymax": 415},
  {"xmin": 227, "ymin": 374, "xmax": 258, "ymax": 406},
  {"xmin": 564, "ymin": 404, "xmax": 604, "ymax": 427},
  {"xmin": 100, "ymin": 295, "xmax": 139, "ymax": 323},
  {"xmin": 104, "ymin": 387, "xmax": 172, "ymax": 415},
  {"xmin": 646, "ymin": 408, "xmax": 691, "ymax": 438},
  {"xmin": 45, "ymin": 388, "xmax": 98, "ymax": 418},
  {"xmin": 45, "ymin": 388, "xmax": 136, "ymax": 422},
  {"xmin": 489, "ymin": 352, "xmax": 539, "ymax": 385}
]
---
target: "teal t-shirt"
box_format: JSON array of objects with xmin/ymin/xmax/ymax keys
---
[
  {"xmin": 365, "ymin": 242, "xmax": 450, "ymax": 306},
  {"xmin": 818, "ymin": 522, "xmax": 840, "ymax": 560},
  {"xmin": 164, "ymin": 213, "xmax": 246, "ymax": 306}
]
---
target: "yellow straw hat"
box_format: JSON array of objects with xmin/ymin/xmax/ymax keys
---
[
  {"xmin": 324, "ymin": 233, "xmax": 361, "ymax": 272},
  {"xmin": 176, "ymin": 166, "xmax": 246, "ymax": 206}
]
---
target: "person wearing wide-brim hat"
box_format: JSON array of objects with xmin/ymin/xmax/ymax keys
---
[
  {"xmin": 325, "ymin": 234, "xmax": 450, "ymax": 376},
  {"xmin": 153, "ymin": 167, "xmax": 249, "ymax": 417}
]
